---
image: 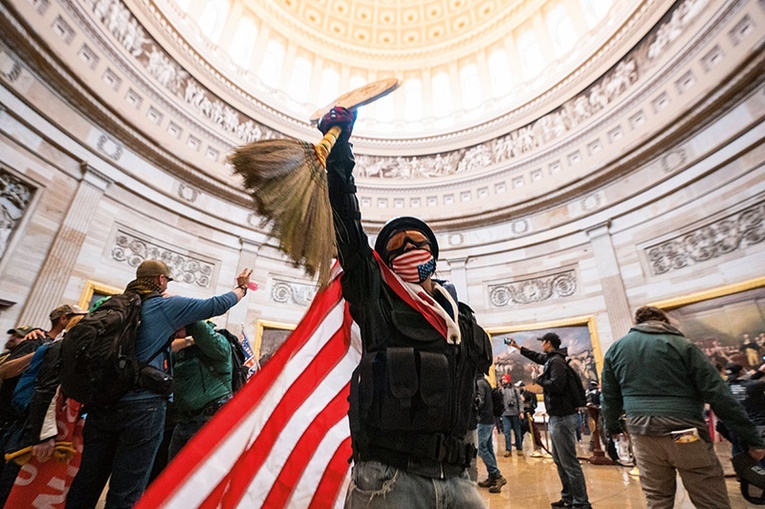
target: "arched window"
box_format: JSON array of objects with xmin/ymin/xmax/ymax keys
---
[
  {"xmin": 488, "ymin": 48, "xmax": 512, "ymax": 97},
  {"xmin": 260, "ymin": 40, "xmax": 285, "ymax": 88},
  {"xmin": 460, "ymin": 63, "xmax": 481, "ymax": 110},
  {"xmin": 198, "ymin": 0, "xmax": 230, "ymax": 42},
  {"xmin": 317, "ymin": 67, "xmax": 340, "ymax": 108},
  {"xmin": 517, "ymin": 30, "xmax": 544, "ymax": 79},
  {"xmin": 404, "ymin": 78, "xmax": 423, "ymax": 122},
  {"xmin": 431, "ymin": 71, "xmax": 452, "ymax": 115},
  {"xmin": 288, "ymin": 57, "xmax": 312, "ymax": 103},
  {"xmin": 580, "ymin": 0, "xmax": 612, "ymax": 29},
  {"xmin": 547, "ymin": 4, "xmax": 577, "ymax": 57},
  {"xmin": 229, "ymin": 18, "xmax": 257, "ymax": 68}
]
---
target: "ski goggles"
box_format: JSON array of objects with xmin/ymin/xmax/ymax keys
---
[{"xmin": 385, "ymin": 230, "xmax": 431, "ymax": 259}]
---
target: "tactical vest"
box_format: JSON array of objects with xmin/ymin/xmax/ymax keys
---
[{"xmin": 348, "ymin": 294, "xmax": 491, "ymax": 475}]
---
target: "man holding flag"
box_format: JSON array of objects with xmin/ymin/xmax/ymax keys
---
[{"xmin": 321, "ymin": 107, "xmax": 493, "ymax": 508}]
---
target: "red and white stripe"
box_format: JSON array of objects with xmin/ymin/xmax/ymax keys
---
[
  {"xmin": 137, "ymin": 271, "xmax": 360, "ymax": 509},
  {"xmin": 389, "ymin": 248, "xmax": 433, "ymax": 282}
]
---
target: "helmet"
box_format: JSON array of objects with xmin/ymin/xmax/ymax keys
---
[{"xmin": 374, "ymin": 216, "xmax": 439, "ymax": 262}]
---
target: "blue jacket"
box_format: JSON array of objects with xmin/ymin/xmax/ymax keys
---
[{"xmin": 123, "ymin": 291, "xmax": 238, "ymax": 401}]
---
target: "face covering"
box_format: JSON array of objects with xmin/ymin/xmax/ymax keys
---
[{"xmin": 391, "ymin": 249, "xmax": 436, "ymax": 283}]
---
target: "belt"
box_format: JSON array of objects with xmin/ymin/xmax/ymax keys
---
[
  {"xmin": 361, "ymin": 431, "xmax": 475, "ymax": 478},
  {"xmin": 178, "ymin": 394, "xmax": 232, "ymax": 421}
]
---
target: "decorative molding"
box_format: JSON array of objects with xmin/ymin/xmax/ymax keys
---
[
  {"xmin": 0, "ymin": 169, "xmax": 34, "ymax": 261},
  {"xmin": 178, "ymin": 182, "xmax": 199, "ymax": 203},
  {"xmin": 645, "ymin": 201, "xmax": 765, "ymax": 276},
  {"xmin": 110, "ymin": 229, "xmax": 215, "ymax": 287},
  {"xmin": 271, "ymin": 280, "xmax": 317, "ymax": 307},
  {"xmin": 96, "ymin": 134, "xmax": 123, "ymax": 160},
  {"xmin": 0, "ymin": 49, "xmax": 21, "ymax": 82},
  {"xmin": 488, "ymin": 269, "xmax": 577, "ymax": 307}
]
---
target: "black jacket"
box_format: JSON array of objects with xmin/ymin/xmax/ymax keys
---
[
  {"xmin": 327, "ymin": 140, "xmax": 492, "ymax": 471},
  {"xmin": 520, "ymin": 347, "xmax": 578, "ymax": 417}
]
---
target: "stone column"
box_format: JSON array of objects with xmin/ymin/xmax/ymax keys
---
[
  {"xmin": 445, "ymin": 257, "xmax": 469, "ymax": 304},
  {"xmin": 586, "ymin": 222, "xmax": 632, "ymax": 343},
  {"xmin": 19, "ymin": 164, "xmax": 111, "ymax": 326},
  {"xmin": 224, "ymin": 238, "xmax": 260, "ymax": 337}
]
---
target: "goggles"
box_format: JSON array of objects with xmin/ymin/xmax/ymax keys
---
[{"xmin": 385, "ymin": 230, "xmax": 431, "ymax": 260}]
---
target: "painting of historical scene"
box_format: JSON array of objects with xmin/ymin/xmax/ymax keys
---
[
  {"xmin": 488, "ymin": 320, "xmax": 601, "ymax": 395},
  {"xmin": 662, "ymin": 283, "xmax": 765, "ymax": 372},
  {"xmin": 254, "ymin": 320, "xmax": 294, "ymax": 367}
]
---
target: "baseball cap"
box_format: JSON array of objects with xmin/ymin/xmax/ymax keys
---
[
  {"xmin": 49, "ymin": 304, "xmax": 87, "ymax": 321},
  {"xmin": 136, "ymin": 260, "xmax": 174, "ymax": 281},
  {"xmin": 536, "ymin": 332, "xmax": 561, "ymax": 349},
  {"xmin": 6, "ymin": 325, "xmax": 34, "ymax": 337},
  {"xmin": 725, "ymin": 363, "xmax": 744, "ymax": 376}
]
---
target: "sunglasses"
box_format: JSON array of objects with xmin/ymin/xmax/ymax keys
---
[{"xmin": 385, "ymin": 230, "xmax": 431, "ymax": 260}]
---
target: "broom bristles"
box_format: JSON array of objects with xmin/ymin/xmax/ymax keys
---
[{"xmin": 230, "ymin": 136, "xmax": 338, "ymax": 288}]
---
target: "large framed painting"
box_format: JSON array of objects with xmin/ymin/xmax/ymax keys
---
[
  {"xmin": 254, "ymin": 320, "xmax": 295, "ymax": 367},
  {"xmin": 486, "ymin": 316, "xmax": 603, "ymax": 394},
  {"xmin": 78, "ymin": 280, "xmax": 122, "ymax": 311},
  {"xmin": 650, "ymin": 276, "xmax": 765, "ymax": 372}
]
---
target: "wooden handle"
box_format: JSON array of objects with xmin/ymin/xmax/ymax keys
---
[{"xmin": 313, "ymin": 125, "xmax": 343, "ymax": 169}]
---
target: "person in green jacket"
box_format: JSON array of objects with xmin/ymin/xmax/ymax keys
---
[
  {"xmin": 601, "ymin": 306, "xmax": 765, "ymax": 509},
  {"xmin": 169, "ymin": 320, "xmax": 233, "ymax": 459}
]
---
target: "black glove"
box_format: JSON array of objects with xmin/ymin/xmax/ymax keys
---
[{"xmin": 317, "ymin": 106, "xmax": 357, "ymax": 143}]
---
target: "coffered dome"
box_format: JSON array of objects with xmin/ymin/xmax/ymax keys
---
[{"xmin": 158, "ymin": 0, "xmax": 635, "ymax": 140}]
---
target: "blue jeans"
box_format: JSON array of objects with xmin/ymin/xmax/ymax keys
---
[
  {"xmin": 66, "ymin": 398, "xmax": 167, "ymax": 509},
  {"xmin": 476, "ymin": 422, "xmax": 499, "ymax": 477},
  {"xmin": 549, "ymin": 413, "xmax": 589, "ymax": 506},
  {"xmin": 502, "ymin": 414, "xmax": 523, "ymax": 451},
  {"xmin": 345, "ymin": 460, "xmax": 484, "ymax": 508}
]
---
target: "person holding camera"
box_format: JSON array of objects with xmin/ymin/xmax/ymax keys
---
[
  {"xmin": 507, "ymin": 334, "xmax": 592, "ymax": 509},
  {"xmin": 67, "ymin": 260, "xmax": 252, "ymax": 509}
]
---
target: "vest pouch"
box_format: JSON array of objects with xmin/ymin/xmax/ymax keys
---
[
  {"xmin": 378, "ymin": 348, "xmax": 418, "ymax": 429},
  {"xmin": 411, "ymin": 352, "xmax": 449, "ymax": 431}
]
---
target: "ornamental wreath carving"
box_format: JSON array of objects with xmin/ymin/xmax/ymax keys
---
[
  {"xmin": 111, "ymin": 229, "xmax": 215, "ymax": 287},
  {"xmin": 489, "ymin": 269, "xmax": 577, "ymax": 307},
  {"xmin": 645, "ymin": 201, "xmax": 764, "ymax": 275},
  {"xmin": 271, "ymin": 280, "xmax": 317, "ymax": 307},
  {"xmin": 0, "ymin": 170, "xmax": 33, "ymax": 261}
]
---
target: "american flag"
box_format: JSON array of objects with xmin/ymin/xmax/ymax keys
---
[
  {"xmin": 240, "ymin": 327, "xmax": 259, "ymax": 375},
  {"xmin": 137, "ymin": 271, "xmax": 360, "ymax": 508}
]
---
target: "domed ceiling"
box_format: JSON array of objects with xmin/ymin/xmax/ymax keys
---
[{"xmin": 157, "ymin": 0, "xmax": 643, "ymax": 144}]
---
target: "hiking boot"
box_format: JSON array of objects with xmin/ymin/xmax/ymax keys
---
[
  {"xmin": 477, "ymin": 475, "xmax": 495, "ymax": 488},
  {"xmin": 503, "ymin": 450, "xmax": 512, "ymax": 457},
  {"xmin": 488, "ymin": 475, "xmax": 507, "ymax": 493},
  {"xmin": 551, "ymin": 500, "xmax": 572, "ymax": 508}
]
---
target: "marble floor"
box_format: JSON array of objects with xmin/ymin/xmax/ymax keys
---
[{"xmin": 477, "ymin": 430, "xmax": 758, "ymax": 509}]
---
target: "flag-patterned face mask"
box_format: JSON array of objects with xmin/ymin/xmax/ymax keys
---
[{"xmin": 390, "ymin": 249, "xmax": 436, "ymax": 283}]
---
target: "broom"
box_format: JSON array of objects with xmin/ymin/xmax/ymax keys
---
[{"xmin": 229, "ymin": 126, "xmax": 342, "ymax": 289}]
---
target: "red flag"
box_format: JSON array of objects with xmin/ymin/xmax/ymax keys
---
[
  {"xmin": 138, "ymin": 270, "xmax": 360, "ymax": 508},
  {"xmin": 5, "ymin": 394, "xmax": 84, "ymax": 508}
]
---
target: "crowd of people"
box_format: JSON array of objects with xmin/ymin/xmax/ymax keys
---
[
  {"xmin": 0, "ymin": 106, "xmax": 762, "ymax": 509},
  {"xmin": 0, "ymin": 260, "xmax": 253, "ymax": 508}
]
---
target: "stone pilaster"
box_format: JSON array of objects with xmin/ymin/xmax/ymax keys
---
[
  {"xmin": 586, "ymin": 222, "xmax": 632, "ymax": 343},
  {"xmin": 18, "ymin": 164, "xmax": 111, "ymax": 326},
  {"xmin": 223, "ymin": 238, "xmax": 260, "ymax": 337},
  {"xmin": 445, "ymin": 257, "xmax": 469, "ymax": 304}
]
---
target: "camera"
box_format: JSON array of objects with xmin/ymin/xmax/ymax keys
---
[{"xmin": 504, "ymin": 338, "xmax": 513, "ymax": 345}]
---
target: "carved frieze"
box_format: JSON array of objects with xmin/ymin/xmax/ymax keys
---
[
  {"xmin": 75, "ymin": 0, "xmax": 703, "ymax": 181},
  {"xmin": 271, "ymin": 280, "xmax": 317, "ymax": 307},
  {"xmin": 0, "ymin": 170, "xmax": 34, "ymax": 261},
  {"xmin": 645, "ymin": 202, "xmax": 764, "ymax": 275},
  {"xmin": 0, "ymin": 50, "xmax": 21, "ymax": 82},
  {"xmin": 110, "ymin": 229, "xmax": 215, "ymax": 287},
  {"xmin": 488, "ymin": 269, "xmax": 577, "ymax": 307}
]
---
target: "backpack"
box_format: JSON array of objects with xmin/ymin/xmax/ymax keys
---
[
  {"xmin": 565, "ymin": 362, "xmax": 587, "ymax": 409},
  {"xmin": 491, "ymin": 386, "xmax": 505, "ymax": 417},
  {"xmin": 215, "ymin": 328, "xmax": 250, "ymax": 393},
  {"xmin": 60, "ymin": 292, "xmax": 157, "ymax": 407}
]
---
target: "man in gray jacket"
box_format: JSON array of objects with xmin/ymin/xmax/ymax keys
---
[{"xmin": 601, "ymin": 306, "xmax": 765, "ymax": 509}]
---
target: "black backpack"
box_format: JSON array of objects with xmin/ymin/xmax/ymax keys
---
[
  {"xmin": 491, "ymin": 386, "xmax": 505, "ymax": 417},
  {"xmin": 60, "ymin": 292, "xmax": 157, "ymax": 407},
  {"xmin": 565, "ymin": 362, "xmax": 587, "ymax": 409},
  {"xmin": 216, "ymin": 328, "xmax": 250, "ymax": 393}
]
